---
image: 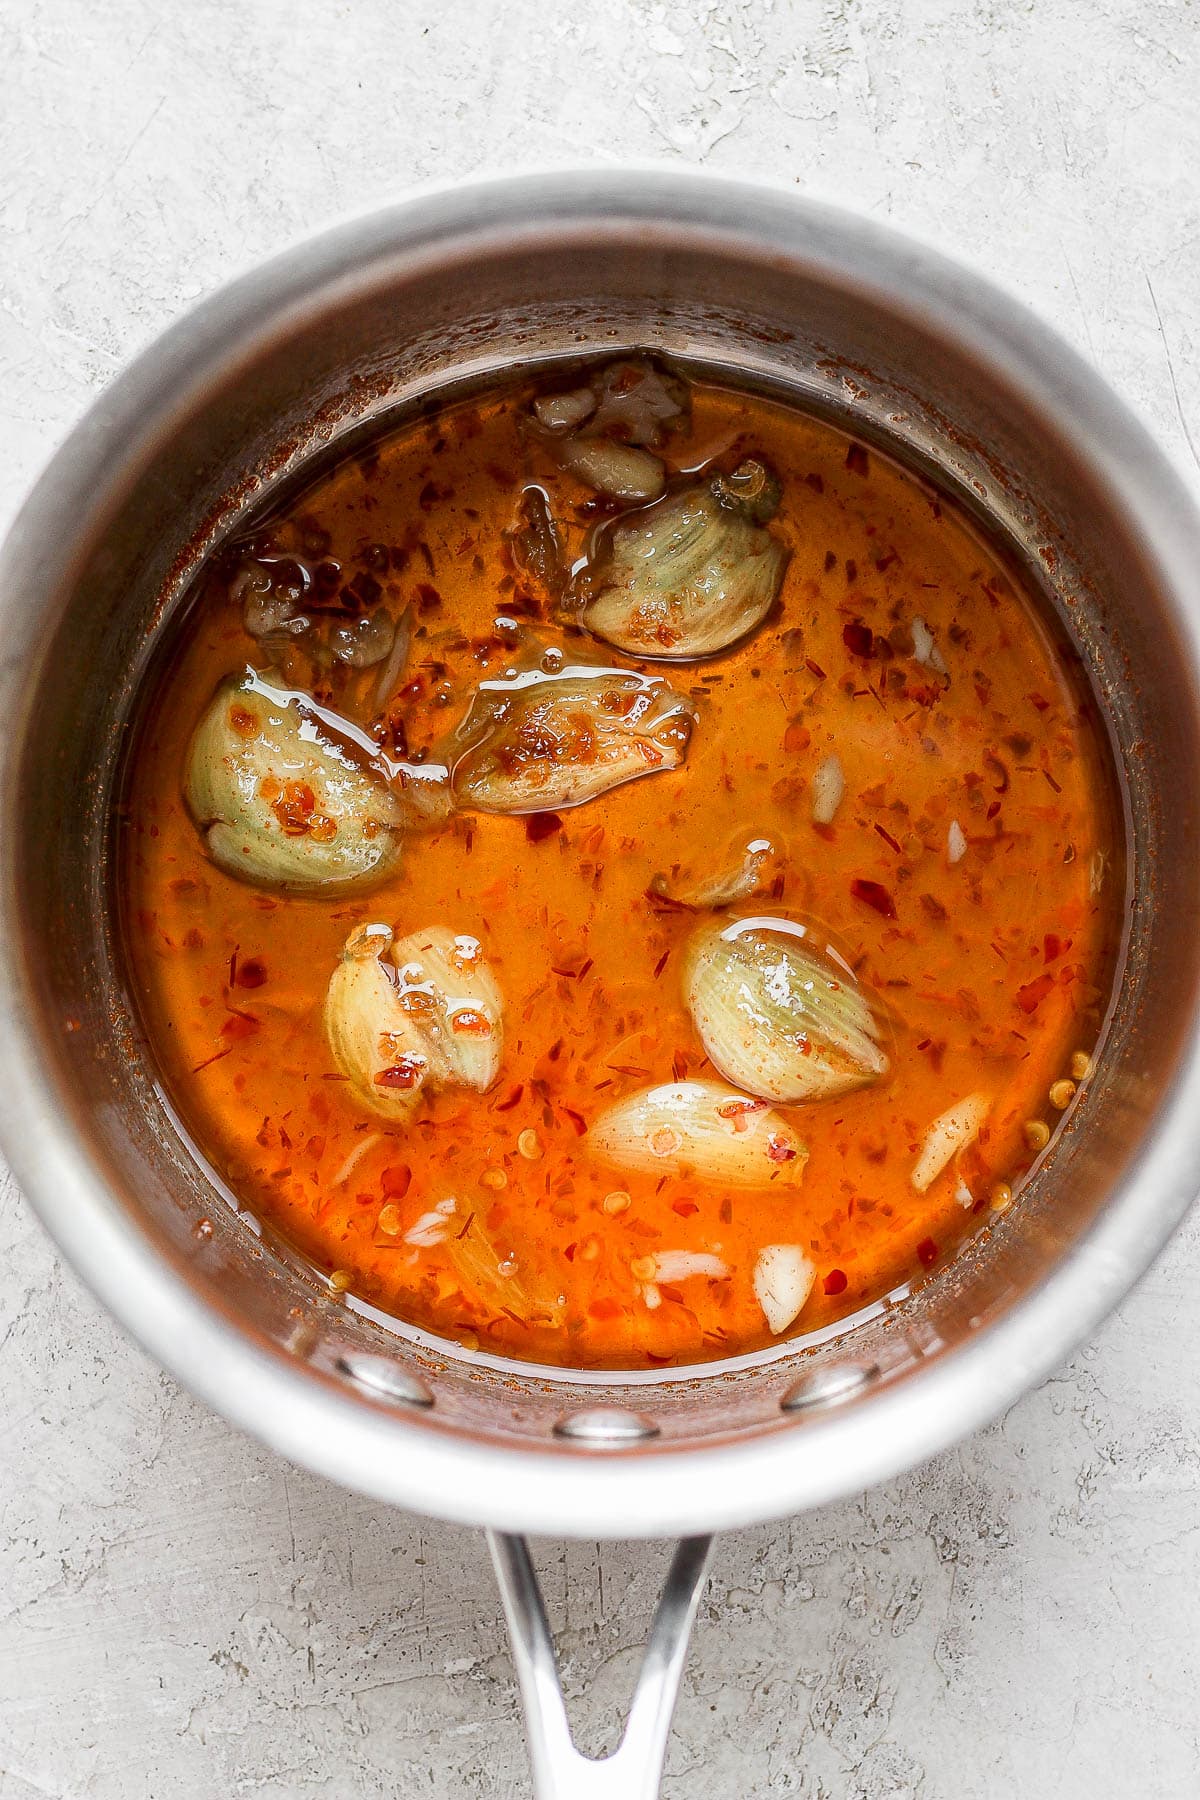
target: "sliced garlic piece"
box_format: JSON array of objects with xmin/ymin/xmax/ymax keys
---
[
  {"xmin": 568, "ymin": 460, "xmax": 788, "ymax": 660},
  {"xmin": 811, "ymin": 753, "xmax": 845, "ymax": 826},
  {"xmin": 451, "ymin": 665, "xmax": 695, "ymax": 813},
  {"xmin": 753, "ymin": 1245, "xmax": 816, "ymax": 1335},
  {"xmin": 911, "ymin": 1092, "xmax": 991, "ymax": 1193},
  {"xmin": 683, "ymin": 915, "xmax": 889, "ymax": 1105},
  {"xmin": 650, "ymin": 835, "xmax": 780, "ymax": 910},
  {"xmin": 185, "ymin": 671, "xmax": 404, "ymax": 891},
  {"xmin": 947, "ymin": 818, "xmax": 967, "ymax": 865},
  {"xmin": 590, "ymin": 1080, "xmax": 807, "ymax": 1187},
  {"xmin": 649, "ymin": 1250, "xmax": 729, "ymax": 1283},
  {"xmin": 445, "ymin": 1210, "xmax": 565, "ymax": 1327},
  {"xmin": 324, "ymin": 923, "xmax": 502, "ymax": 1121}
]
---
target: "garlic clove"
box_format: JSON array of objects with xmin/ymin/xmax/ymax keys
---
[
  {"xmin": 324, "ymin": 922, "xmax": 503, "ymax": 1121},
  {"xmin": 185, "ymin": 671, "xmax": 404, "ymax": 891},
  {"xmin": 568, "ymin": 460, "xmax": 788, "ymax": 660},
  {"xmin": 911, "ymin": 1092, "xmax": 991, "ymax": 1193},
  {"xmin": 753, "ymin": 1245, "xmax": 816, "ymax": 1334},
  {"xmin": 683, "ymin": 915, "xmax": 889, "ymax": 1105},
  {"xmin": 589, "ymin": 1080, "xmax": 807, "ymax": 1187},
  {"xmin": 557, "ymin": 436, "xmax": 666, "ymax": 503},
  {"xmin": 533, "ymin": 387, "xmax": 598, "ymax": 433},
  {"xmin": 444, "ymin": 1206, "xmax": 565, "ymax": 1328},
  {"xmin": 388, "ymin": 925, "xmax": 503, "ymax": 1096},
  {"xmin": 451, "ymin": 664, "xmax": 696, "ymax": 814}
]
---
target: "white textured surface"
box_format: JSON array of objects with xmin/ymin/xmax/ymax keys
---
[{"xmin": 3, "ymin": 2, "xmax": 1200, "ymax": 1794}]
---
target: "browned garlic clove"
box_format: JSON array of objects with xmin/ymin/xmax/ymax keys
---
[
  {"xmin": 324, "ymin": 923, "xmax": 503, "ymax": 1122},
  {"xmin": 567, "ymin": 459, "xmax": 788, "ymax": 659},
  {"xmin": 557, "ymin": 436, "xmax": 666, "ymax": 503},
  {"xmin": 683, "ymin": 915, "xmax": 889, "ymax": 1104},
  {"xmin": 184, "ymin": 671, "xmax": 404, "ymax": 891},
  {"xmin": 589, "ymin": 1080, "xmax": 807, "ymax": 1186},
  {"xmin": 451, "ymin": 664, "xmax": 696, "ymax": 814}
]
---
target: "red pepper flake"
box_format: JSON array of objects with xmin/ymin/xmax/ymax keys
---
[
  {"xmin": 766, "ymin": 1135, "xmax": 797, "ymax": 1164},
  {"xmin": 415, "ymin": 580, "xmax": 443, "ymax": 614},
  {"xmin": 374, "ymin": 1056, "xmax": 424, "ymax": 1089},
  {"xmin": 381, "ymin": 1165, "xmax": 412, "ymax": 1198},
  {"xmin": 851, "ymin": 878, "xmax": 897, "ymax": 919},
  {"xmin": 1016, "ymin": 973, "xmax": 1055, "ymax": 1015},
  {"xmin": 916, "ymin": 1237, "xmax": 939, "ymax": 1270},
  {"xmin": 875, "ymin": 549, "xmax": 899, "ymax": 572},
  {"xmin": 191, "ymin": 1045, "xmax": 233, "ymax": 1074},
  {"xmin": 842, "ymin": 619, "xmax": 874, "ymax": 658},
  {"xmin": 805, "ymin": 657, "xmax": 827, "ymax": 680},
  {"xmin": 1028, "ymin": 692, "xmax": 1051, "ymax": 713},
  {"xmin": 526, "ymin": 812, "xmax": 563, "ymax": 844},
  {"xmin": 495, "ymin": 1084, "xmax": 524, "ymax": 1112},
  {"xmin": 589, "ymin": 1297, "xmax": 621, "ymax": 1321},
  {"xmin": 805, "ymin": 472, "xmax": 826, "ymax": 494},
  {"xmin": 873, "ymin": 822, "xmax": 902, "ymax": 854},
  {"xmin": 823, "ymin": 1268, "xmax": 848, "ymax": 1296},
  {"xmin": 1042, "ymin": 768, "xmax": 1063, "ymax": 794},
  {"xmin": 783, "ymin": 718, "xmax": 811, "ymax": 754},
  {"xmin": 418, "ymin": 480, "xmax": 452, "ymax": 511},
  {"xmin": 236, "ymin": 957, "xmax": 267, "ymax": 989},
  {"xmin": 1043, "ymin": 932, "xmax": 1063, "ymax": 962},
  {"xmin": 653, "ymin": 950, "xmax": 670, "ymax": 978},
  {"xmin": 823, "ymin": 550, "xmax": 837, "ymax": 573},
  {"xmin": 986, "ymin": 800, "xmax": 1001, "ymax": 821},
  {"xmin": 845, "ymin": 442, "xmax": 870, "ymax": 476},
  {"xmin": 672, "ymin": 1199, "xmax": 699, "ymax": 1217},
  {"xmin": 561, "ymin": 1106, "xmax": 587, "ymax": 1136},
  {"xmin": 919, "ymin": 893, "xmax": 948, "ymax": 922}
]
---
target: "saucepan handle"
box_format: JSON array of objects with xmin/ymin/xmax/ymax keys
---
[{"xmin": 487, "ymin": 1531, "xmax": 714, "ymax": 1800}]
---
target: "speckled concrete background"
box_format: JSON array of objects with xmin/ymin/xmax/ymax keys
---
[{"xmin": 3, "ymin": 3, "xmax": 1200, "ymax": 1795}]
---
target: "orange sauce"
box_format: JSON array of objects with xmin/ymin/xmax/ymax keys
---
[{"xmin": 120, "ymin": 372, "xmax": 1121, "ymax": 1369}]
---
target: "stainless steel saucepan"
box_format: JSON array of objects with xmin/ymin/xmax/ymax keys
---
[{"xmin": 2, "ymin": 172, "xmax": 1199, "ymax": 1798}]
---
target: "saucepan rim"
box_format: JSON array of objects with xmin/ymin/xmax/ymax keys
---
[{"xmin": 2, "ymin": 168, "xmax": 1199, "ymax": 1538}]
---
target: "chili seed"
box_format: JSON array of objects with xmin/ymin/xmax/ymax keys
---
[
  {"xmin": 1023, "ymin": 1119, "xmax": 1051, "ymax": 1152},
  {"xmin": 1069, "ymin": 1051, "xmax": 1093, "ymax": 1082},
  {"xmin": 481, "ymin": 1167, "xmax": 508, "ymax": 1190},
  {"xmin": 579, "ymin": 1236, "xmax": 601, "ymax": 1263},
  {"xmin": 1049, "ymin": 1078, "xmax": 1076, "ymax": 1110},
  {"xmin": 329, "ymin": 1268, "xmax": 354, "ymax": 1292},
  {"xmin": 990, "ymin": 1182, "xmax": 1014, "ymax": 1214},
  {"xmin": 377, "ymin": 1203, "xmax": 403, "ymax": 1236},
  {"xmin": 518, "ymin": 1129, "xmax": 542, "ymax": 1160},
  {"xmin": 602, "ymin": 1190, "xmax": 632, "ymax": 1216},
  {"xmin": 631, "ymin": 1255, "xmax": 657, "ymax": 1282}
]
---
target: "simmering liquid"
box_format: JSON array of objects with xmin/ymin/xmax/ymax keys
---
[{"xmin": 120, "ymin": 362, "xmax": 1121, "ymax": 1369}]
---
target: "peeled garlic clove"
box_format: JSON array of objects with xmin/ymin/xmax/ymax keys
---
[
  {"xmin": 451, "ymin": 665, "xmax": 695, "ymax": 813},
  {"xmin": 533, "ymin": 387, "xmax": 597, "ymax": 433},
  {"xmin": 568, "ymin": 460, "xmax": 788, "ymax": 659},
  {"xmin": 753, "ymin": 1245, "xmax": 816, "ymax": 1335},
  {"xmin": 683, "ymin": 915, "xmax": 888, "ymax": 1105},
  {"xmin": 388, "ymin": 925, "xmax": 503, "ymax": 1095},
  {"xmin": 911, "ymin": 1092, "xmax": 990, "ymax": 1193},
  {"xmin": 324, "ymin": 924, "xmax": 427, "ymax": 1122},
  {"xmin": 587, "ymin": 358, "xmax": 689, "ymax": 448},
  {"xmin": 590, "ymin": 1080, "xmax": 807, "ymax": 1187},
  {"xmin": 324, "ymin": 923, "xmax": 503, "ymax": 1121},
  {"xmin": 558, "ymin": 436, "xmax": 666, "ymax": 503},
  {"xmin": 185, "ymin": 672, "xmax": 404, "ymax": 891}
]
